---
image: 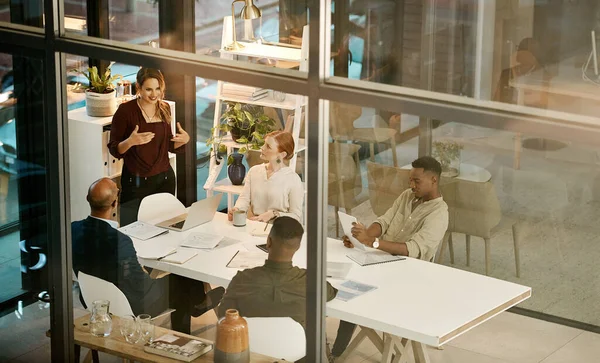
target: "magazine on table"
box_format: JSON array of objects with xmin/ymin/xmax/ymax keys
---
[{"xmin": 144, "ymin": 333, "xmax": 213, "ymax": 362}]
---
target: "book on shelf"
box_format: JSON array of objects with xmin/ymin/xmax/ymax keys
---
[
  {"xmin": 222, "ymin": 83, "xmax": 268, "ymax": 98},
  {"xmin": 144, "ymin": 333, "xmax": 213, "ymax": 362}
]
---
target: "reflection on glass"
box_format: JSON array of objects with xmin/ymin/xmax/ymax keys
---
[
  {"xmin": 326, "ymin": 100, "xmax": 600, "ymax": 361},
  {"xmin": 0, "ymin": 52, "xmax": 50, "ymax": 361},
  {"xmin": 331, "ymin": 1, "xmax": 600, "ymax": 119}
]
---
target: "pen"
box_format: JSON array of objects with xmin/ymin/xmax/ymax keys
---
[{"xmin": 264, "ymin": 216, "xmax": 276, "ymax": 231}]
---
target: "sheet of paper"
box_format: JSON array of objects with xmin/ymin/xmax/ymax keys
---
[
  {"xmin": 160, "ymin": 249, "xmax": 197, "ymax": 264},
  {"xmin": 327, "ymin": 261, "xmax": 353, "ymax": 279},
  {"xmin": 335, "ymin": 289, "xmax": 361, "ymax": 302},
  {"xmin": 334, "ymin": 279, "xmax": 378, "ymax": 302},
  {"xmin": 180, "ymin": 232, "xmax": 223, "ymax": 249},
  {"xmin": 226, "ymin": 250, "xmax": 267, "ymax": 269},
  {"xmin": 337, "ymin": 212, "xmax": 366, "ymax": 251},
  {"xmin": 118, "ymin": 221, "xmax": 168, "ymax": 241},
  {"xmin": 211, "ymin": 237, "xmax": 241, "ymax": 251},
  {"xmin": 136, "ymin": 244, "xmax": 177, "ymax": 260}
]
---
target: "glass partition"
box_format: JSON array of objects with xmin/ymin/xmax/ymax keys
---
[
  {"xmin": 0, "ymin": 51, "xmax": 52, "ymax": 362},
  {"xmin": 330, "ymin": 0, "xmax": 600, "ymax": 119}
]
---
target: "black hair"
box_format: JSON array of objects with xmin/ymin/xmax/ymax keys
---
[
  {"xmin": 411, "ymin": 156, "xmax": 442, "ymax": 178},
  {"xmin": 269, "ymin": 216, "xmax": 303, "ymax": 249}
]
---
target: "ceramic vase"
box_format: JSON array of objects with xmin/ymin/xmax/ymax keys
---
[
  {"xmin": 214, "ymin": 309, "xmax": 250, "ymax": 363},
  {"xmin": 228, "ymin": 153, "xmax": 246, "ymax": 185}
]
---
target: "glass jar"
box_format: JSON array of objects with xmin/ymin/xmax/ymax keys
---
[{"xmin": 90, "ymin": 300, "xmax": 112, "ymax": 337}]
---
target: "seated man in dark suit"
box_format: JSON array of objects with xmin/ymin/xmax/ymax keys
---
[
  {"xmin": 72, "ymin": 178, "xmax": 223, "ymax": 334},
  {"xmin": 218, "ymin": 216, "xmax": 337, "ymax": 329}
]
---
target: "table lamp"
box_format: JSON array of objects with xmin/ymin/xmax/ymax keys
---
[{"xmin": 225, "ymin": 0, "xmax": 262, "ymax": 51}]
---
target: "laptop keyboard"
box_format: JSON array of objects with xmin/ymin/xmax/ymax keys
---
[{"xmin": 170, "ymin": 220, "xmax": 186, "ymax": 229}]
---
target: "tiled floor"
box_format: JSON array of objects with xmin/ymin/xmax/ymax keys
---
[{"xmin": 2, "ymin": 299, "xmax": 598, "ymax": 363}]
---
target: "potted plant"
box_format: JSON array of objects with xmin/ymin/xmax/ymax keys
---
[
  {"xmin": 432, "ymin": 140, "xmax": 463, "ymax": 178},
  {"xmin": 72, "ymin": 63, "xmax": 122, "ymax": 117},
  {"xmin": 206, "ymin": 102, "xmax": 276, "ymax": 184}
]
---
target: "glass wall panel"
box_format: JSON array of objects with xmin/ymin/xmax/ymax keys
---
[
  {"xmin": 330, "ymin": 0, "xmax": 600, "ymax": 119},
  {"xmin": 0, "ymin": 51, "xmax": 51, "ymax": 362},
  {"xmin": 324, "ymin": 99, "xmax": 600, "ymax": 361},
  {"xmin": 66, "ymin": 1, "xmax": 309, "ymax": 75},
  {"xmin": 65, "ymin": 50, "xmax": 311, "ymax": 359},
  {"xmin": 0, "ymin": 0, "xmax": 44, "ymax": 27}
]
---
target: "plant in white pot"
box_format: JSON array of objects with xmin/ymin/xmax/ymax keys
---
[
  {"xmin": 72, "ymin": 63, "xmax": 122, "ymax": 117},
  {"xmin": 206, "ymin": 102, "xmax": 277, "ymax": 180}
]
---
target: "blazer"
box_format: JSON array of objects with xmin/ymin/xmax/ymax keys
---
[{"xmin": 71, "ymin": 216, "xmax": 169, "ymax": 316}]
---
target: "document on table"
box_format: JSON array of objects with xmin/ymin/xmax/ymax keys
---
[
  {"xmin": 346, "ymin": 249, "xmax": 405, "ymax": 266},
  {"xmin": 226, "ymin": 250, "xmax": 267, "ymax": 269},
  {"xmin": 118, "ymin": 221, "xmax": 169, "ymax": 241},
  {"xmin": 180, "ymin": 232, "xmax": 223, "ymax": 250},
  {"xmin": 327, "ymin": 262, "xmax": 353, "ymax": 279},
  {"xmin": 335, "ymin": 280, "xmax": 378, "ymax": 302},
  {"xmin": 159, "ymin": 249, "xmax": 197, "ymax": 264}
]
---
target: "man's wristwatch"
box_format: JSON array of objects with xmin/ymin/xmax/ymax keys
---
[{"xmin": 372, "ymin": 238, "xmax": 380, "ymax": 249}]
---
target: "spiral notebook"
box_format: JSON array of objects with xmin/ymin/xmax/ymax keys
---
[{"xmin": 346, "ymin": 250, "xmax": 405, "ymax": 266}]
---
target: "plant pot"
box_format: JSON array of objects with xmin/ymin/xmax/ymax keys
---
[
  {"xmin": 214, "ymin": 309, "xmax": 249, "ymax": 363},
  {"xmin": 228, "ymin": 153, "xmax": 246, "ymax": 186},
  {"xmin": 85, "ymin": 89, "xmax": 117, "ymax": 117},
  {"xmin": 230, "ymin": 124, "xmax": 255, "ymax": 143}
]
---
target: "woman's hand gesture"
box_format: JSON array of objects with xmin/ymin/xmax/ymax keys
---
[
  {"xmin": 171, "ymin": 122, "xmax": 190, "ymax": 145},
  {"xmin": 128, "ymin": 125, "xmax": 155, "ymax": 146}
]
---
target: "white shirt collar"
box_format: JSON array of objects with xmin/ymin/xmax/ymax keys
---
[{"xmin": 90, "ymin": 215, "xmax": 119, "ymax": 229}]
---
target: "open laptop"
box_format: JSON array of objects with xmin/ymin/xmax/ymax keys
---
[{"xmin": 156, "ymin": 193, "xmax": 223, "ymax": 231}]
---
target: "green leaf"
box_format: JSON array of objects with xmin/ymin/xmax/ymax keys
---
[
  {"xmin": 238, "ymin": 147, "xmax": 248, "ymax": 154},
  {"xmin": 236, "ymin": 137, "xmax": 249, "ymax": 144},
  {"xmin": 227, "ymin": 155, "xmax": 234, "ymax": 166},
  {"xmin": 234, "ymin": 103, "xmax": 242, "ymax": 111},
  {"xmin": 218, "ymin": 144, "xmax": 228, "ymax": 153}
]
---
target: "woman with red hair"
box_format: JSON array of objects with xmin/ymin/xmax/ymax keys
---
[{"xmin": 229, "ymin": 130, "xmax": 303, "ymax": 222}]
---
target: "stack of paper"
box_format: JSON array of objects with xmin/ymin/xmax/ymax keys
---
[
  {"xmin": 180, "ymin": 232, "xmax": 223, "ymax": 250},
  {"xmin": 118, "ymin": 221, "xmax": 168, "ymax": 241},
  {"xmin": 222, "ymin": 83, "xmax": 269, "ymax": 101}
]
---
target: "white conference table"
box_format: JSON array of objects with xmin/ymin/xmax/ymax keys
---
[{"xmin": 132, "ymin": 213, "xmax": 531, "ymax": 362}]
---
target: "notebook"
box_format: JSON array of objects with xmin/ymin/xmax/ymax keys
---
[
  {"xmin": 346, "ymin": 249, "xmax": 405, "ymax": 266},
  {"xmin": 159, "ymin": 249, "xmax": 198, "ymax": 264},
  {"xmin": 226, "ymin": 250, "xmax": 267, "ymax": 269}
]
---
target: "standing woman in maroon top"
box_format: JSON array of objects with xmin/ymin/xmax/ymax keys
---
[{"xmin": 108, "ymin": 68, "xmax": 190, "ymax": 226}]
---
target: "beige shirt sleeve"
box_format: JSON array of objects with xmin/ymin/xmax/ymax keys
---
[{"xmin": 405, "ymin": 205, "xmax": 449, "ymax": 260}]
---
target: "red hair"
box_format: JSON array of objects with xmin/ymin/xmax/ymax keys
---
[{"xmin": 266, "ymin": 131, "xmax": 295, "ymax": 160}]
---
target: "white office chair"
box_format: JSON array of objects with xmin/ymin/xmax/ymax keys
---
[
  {"xmin": 78, "ymin": 271, "xmax": 175, "ymax": 323},
  {"xmin": 137, "ymin": 193, "xmax": 185, "ymax": 225},
  {"xmin": 245, "ymin": 317, "xmax": 306, "ymax": 362},
  {"xmin": 78, "ymin": 271, "xmax": 135, "ymax": 317}
]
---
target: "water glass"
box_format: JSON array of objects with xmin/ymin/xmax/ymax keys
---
[
  {"xmin": 119, "ymin": 315, "xmax": 140, "ymax": 344},
  {"xmin": 137, "ymin": 314, "xmax": 155, "ymax": 344}
]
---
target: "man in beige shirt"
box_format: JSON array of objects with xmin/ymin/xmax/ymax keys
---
[{"xmin": 329, "ymin": 156, "xmax": 449, "ymax": 360}]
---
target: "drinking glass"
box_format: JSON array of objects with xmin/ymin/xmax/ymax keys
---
[
  {"xmin": 137, "ymin": 314, "xmax": 155, "ymax": 344},
  {"xmin": 119, "ymin": 315, "xmax": 140, "ymax": 344}
]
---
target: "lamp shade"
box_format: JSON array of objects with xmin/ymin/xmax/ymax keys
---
[{"xmin": 240, "ymin": 0, "xmax": 261, "ymax": 19}]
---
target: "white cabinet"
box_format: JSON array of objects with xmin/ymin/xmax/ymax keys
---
[{"xmin": 68, "ymin": 101, "xmax": 176, "ymax": 222}]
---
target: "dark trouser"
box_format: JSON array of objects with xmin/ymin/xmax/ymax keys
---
[
  {"xmin": 331, "ymin": 320, "xmax": 357, "ymax": 357},
  {"xmin": 120, "ymin": 166, "xmax": 176, "ymax": 227},
  {"xmin": 169, "ymin": 274, "xmax": 207, "ymax": 334}
]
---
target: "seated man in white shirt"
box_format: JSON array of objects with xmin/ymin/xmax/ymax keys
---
[{"xmin": 329, "ymin": 156, "xmax": 449, "ymax": 360}]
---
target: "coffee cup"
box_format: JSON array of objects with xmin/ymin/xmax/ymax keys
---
[{"xmin": 233, "ymin": 210, "xmax": 246, "ymax": 227}]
